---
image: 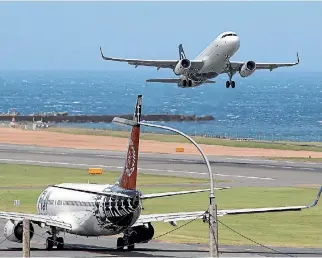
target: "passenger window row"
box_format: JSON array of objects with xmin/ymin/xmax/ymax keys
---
[{"xmin": 43, "ymin": 200, "xmax": 96, "ymax": 207}]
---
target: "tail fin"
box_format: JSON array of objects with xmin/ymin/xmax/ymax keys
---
[
  {"xmin": 117, "ymin": 95, "xmax": 142, "ymax": 190},
  {"xmin": 178, "ymin": 44, "xmax": 186, "ymax": 60}
]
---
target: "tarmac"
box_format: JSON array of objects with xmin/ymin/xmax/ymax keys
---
[
  {"xmin": 0, "ymin": 143, "xmax": 322, "ymax": 257},
  {"xmin": 1, "ymin": 221, "xmax": 322, "ymax": 257},
  {"xmin": 0, "ymin": 143, "xmax": 322, "ymax": 188}
]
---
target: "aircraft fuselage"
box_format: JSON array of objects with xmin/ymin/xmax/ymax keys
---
[
  {"xmin": 36, "ymin": 183, "xmax": 142, "ymax": 236},
  {"xmin": 180, "ymin": 31, "xmax": 240, "ymax": 85}
]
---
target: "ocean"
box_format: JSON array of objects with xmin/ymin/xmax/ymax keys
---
[{"xmin": 0, "ymin": 70, "xmax": 321, "ymax": 142}]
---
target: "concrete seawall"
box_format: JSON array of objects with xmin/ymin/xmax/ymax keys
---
[{"xmin": 0, "ymin": 114, "xmax": 214, "ymax": 123}]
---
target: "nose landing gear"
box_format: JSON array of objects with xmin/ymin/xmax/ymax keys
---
[
  {"xmin": 226, "ymin": 80, "xmax": 235, "ymax": 88},
  {"xmin": 226, "ymin": 61, "xmax": 236, "ymax": 88}
]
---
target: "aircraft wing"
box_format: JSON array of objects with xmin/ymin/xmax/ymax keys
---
[
  {"xmin": 0, "ymin": 211, "xmax": 72, "ymax": 230},
  {"xmin": 133, "ymin": 185, "xmax": 321, "ymax": 226},
  {"xmin": 228, "ymin": 52, "xmax": 300, "ymax": 72},
  {"xmin": 100, "ymin": 47, "xmax": 204, "ymax": 70}
]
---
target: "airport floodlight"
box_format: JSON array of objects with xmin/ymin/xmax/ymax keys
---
[{"xmin": 112, "ymin": 117, "xmax": 139, "ymax": 127}]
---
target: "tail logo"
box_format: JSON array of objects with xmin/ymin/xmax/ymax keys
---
[{"xmin": 125, "ymin": 139, "xmax": 136, "ymax": 177}]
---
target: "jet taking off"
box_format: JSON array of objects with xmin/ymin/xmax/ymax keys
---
[
  {"xmin": 100, "ymin": 31, "xmax": 300, "ymax": 88},
  {"xmin": 1, "ymin": 95, "xmax": 321, "ymax": 251}
]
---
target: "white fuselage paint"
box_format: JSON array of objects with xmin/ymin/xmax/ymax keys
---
[
  {"xmin": 36, "ymin": 183, "xmax": 142, "ymax": 236},
  {"xmin": 180, "ymin": 31, "xmax": 240, "ymax": 82}
]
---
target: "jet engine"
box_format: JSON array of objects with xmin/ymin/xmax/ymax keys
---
[
  {"xmin": 239, "ymin": 61, "xmax": 256, "ymax": 77},
  {"xmin": 4, "ymin": 220, "xmax": 34, "ymax": 243},
  {"xmin": 174, "ymin": 59, "xmax": 191, "ymax": 75},
  {"xmin": 131, "ymin": 223, "xmax": 154, "ymax": 243}
]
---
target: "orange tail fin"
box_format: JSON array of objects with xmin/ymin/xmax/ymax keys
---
[{"xmin": 117, "ymin": 95, "xmax": 142, "ymax": 190}]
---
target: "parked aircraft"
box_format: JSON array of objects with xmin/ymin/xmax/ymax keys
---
[
  {"xmin": 1, "ymin": 95, "xmax": 320, "ymax": 252},
  {"xmin": 100, "ymin": 31, "xmax": 299, "ymax": 88}
]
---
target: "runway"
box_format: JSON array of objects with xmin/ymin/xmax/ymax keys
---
[
  {"xmin": 0, "ymin": 221, "xmax": 322, "ymax": 257},
  {"xmin": 0, "ymin": 143, "xmax": 322, "ymax": 187}
]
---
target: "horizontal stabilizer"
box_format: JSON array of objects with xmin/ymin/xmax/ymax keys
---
[
  {"xmin": 50, "ymin": 185, "xmax": 131, "ymax": 198},
  {"xmin": 140, "ymin": 187, "xmax": 230, "ymax": 200},
  {"xmin": 146, "ymin": 78, "xmax": 180, "ymax": 83},
  {"xmin": 146, "ymin": 79, "xmax": 216, "ymax": 84}
]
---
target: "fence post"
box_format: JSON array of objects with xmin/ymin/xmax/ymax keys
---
[{"xmin": 23, "ymin": 218, "xmax": 30, "ymax": 258}]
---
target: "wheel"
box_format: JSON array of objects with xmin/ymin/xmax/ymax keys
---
[
  {"xmin": 226, "ymin": 81, "xmax": 230, "ymax": 88},
  {"xmin": 127, "ymin": 234, "xmax": 135, "ymax": 251},
  {"xmin": 56, "ymin": 237, "xmax": 64, "ymax": 250},
  {"xmin": 188, "ymin": 80, "xmax": 192, "ymax": 87},
  {"xmin": 117, "ymin": 237, "xmax": 124, "ymax": 251},
  {"xmin": 46, "ymin": 237, "xmax": 54, "ymax": 250},
  {"xmin": 231, "ymin": 81, "xmax": 235, "ymax": 88},
  {"xmin": 182, "ymin": 80, "xmax": 187, "ymax": 87}
]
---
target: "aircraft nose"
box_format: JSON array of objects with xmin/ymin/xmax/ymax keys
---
[{"xmin": 231, "ymin": 36, "xmax": 240, "ymax": 50}]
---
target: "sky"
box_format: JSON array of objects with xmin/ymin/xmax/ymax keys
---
[{"xmin": 1, "ymin": 1, "xmax": 322, "ymax": 71}]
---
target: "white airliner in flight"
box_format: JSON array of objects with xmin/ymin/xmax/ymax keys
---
[
  {"xmin": 1, "ymin": 95, "xmax": 320, "ymax": 252},
  {"xmin": 100, "ymin": 31, "xmax": 300, "ymax": 88}
]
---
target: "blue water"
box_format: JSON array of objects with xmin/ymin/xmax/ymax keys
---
[{"xmin": 1, "ymin": 70, "xmax": 321, "ymax": 142}]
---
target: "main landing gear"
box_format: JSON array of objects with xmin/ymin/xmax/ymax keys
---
[
  {"xmin": 226, "ymin": 80, "xmax": 235, "ymax": 88},
  {"xmin": 116, "ymin": 230, "xmax": 136, "ymax": 251},
  {"xmin": 45, "ymin": 227, "xmax": 64, "ymax": 250}
]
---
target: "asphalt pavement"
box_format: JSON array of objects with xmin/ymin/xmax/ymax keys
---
[
  {"xmin": 0, "ymin": 143, "xmax": 322, "ymax": 187},
  {"xmin": 1, "ymin": 221, "xmax": 322, "ymax": 257}
]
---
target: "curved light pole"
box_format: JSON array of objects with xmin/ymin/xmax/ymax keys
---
[{"xmin": 139, "ymin": 122, "xmax": 219, "ymax": 257}]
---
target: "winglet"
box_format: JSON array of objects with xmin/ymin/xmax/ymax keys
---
[
  {"xmin": 296, "ymin": 52, "xmax": 300, "ymax": 64},
  {"xmin": 308, "ymin": 185, "xmax": 322, "ymax": 208},
  {"xmin": 100, "ymin": 47, "xmax": 108, "ymax": 60}
]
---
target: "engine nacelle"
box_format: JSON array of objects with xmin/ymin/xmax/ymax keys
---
[
  {"xmin": 131, "ymin": 223, "xmax": 154, "ymax": 243},
  {"xmin": 239, "ymin": 61, "xmax": 256, "ymax": 77},
  {"xmin": 174, "ymin": 59, "xmax": 191, "ymax": 75},
  {"xmin": 4, "ymin": 220, "xmax": 34, "ymax": 243}
]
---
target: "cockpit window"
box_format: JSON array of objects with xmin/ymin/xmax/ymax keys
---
[{"xmin": 222, "ymin": 33, "xmax": 237, "ymax": 38}]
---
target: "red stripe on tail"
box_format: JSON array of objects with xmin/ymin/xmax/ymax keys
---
[{"xmin": 118, "ymin": 125, "xmax": 140, "ymax": 190}]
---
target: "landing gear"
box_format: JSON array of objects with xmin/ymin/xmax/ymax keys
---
[
  {"xmin": 225, "ymin": 80, "xmax": 235, "ymax": 88},
  {"xmin": 46, "ymin": 237, "xmax": 54, "ymax": 250},
  {"xmin": 117, "ymin": 237, "xmax": 125, "ymax": 251},
  {"xmin": 181, "ymin": 79, "xmax": 193, "ymax": 87},
  {"xmin": 46, "ymin": 227, "xmax": 64, "ymax": 250},
  {"xmin": 226, "ymin": 61, "xmax": 236, "ymax": 88},
  {"xmin": 127, "ymin": 234, "xmax": 135, "ymax": 251},
  {"xmin": 56, "ymin": 237, "xmax": 64, "ymax": 250},
  {"xmin": 116, "ymin": 230, "xmax": 137, "ymax": 251}
]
